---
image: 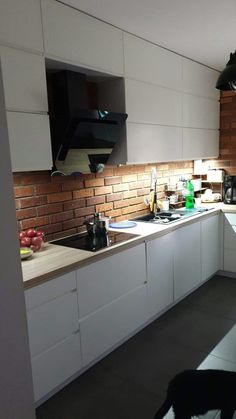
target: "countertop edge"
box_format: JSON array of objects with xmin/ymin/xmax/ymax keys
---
[{"xmin": 22, "ymin": 205, "xmax": 224, "ymax": 289}]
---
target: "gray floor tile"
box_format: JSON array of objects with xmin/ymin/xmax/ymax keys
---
[
  {"xmin": 36, "ymin": 366, "xmax": 159, "ymax": 419},
  {"xmin": 179, "ymin": 275, "xmax": 236, "ymax": 320}
]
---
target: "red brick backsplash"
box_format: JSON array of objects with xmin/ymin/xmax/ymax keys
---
[
  {"xmin": 14, "ymin": 162, "xmax": 194, "ymax": 241},
  {"xmin": 203, "ymin": 91, "xmax": 236, "ymax": 176}
]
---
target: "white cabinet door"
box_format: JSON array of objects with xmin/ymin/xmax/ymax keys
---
[
  {"xmin": 182, "ymin": 128, "xmax": 219, "ymax": 160},
  {"xmin": 201, "ymin": 214, "xmax": 221, "ymax": 281},
  {"xmin": 182, "ymin": 58, "xmax": 220, "ymax": 99},
  {"xmin": 173, "ymin": 221, "xmax": 201, "ymax": 301},
  {"xmin": 126, "ymin": 123, "xmax": 182, "ymax": 164},
  {"xmin": 146, "ymin": 233, "xmax": 174, "ymax": 318},
  {"xmin": 80, "ymin": 285, "xmax": 148, "ymax": 366},
  {"xmin": 0, "ymin": 46, "xmax": 48, "ymax": 112},
  {"xmin": 41, "ymin": 0, "xmax": 123, "ymax": 75},
  {"xmin": 125, "ymin": 78, "xmax": 182, "ymax": 126},
  {"xmin": 31, "ymin": 333, "xmax": 82, "ymax": 402},
  {"xmin": 7, "ymin": 111, "xmax": 52, "ymax": 171},
  {"xmin": 223, "ymin": 213, "xmax": 236, "ymax": 272},
  {"xmin": 123, "ymin": 33, "xmax": 182, "ymax": 90},
  {"xmin": 0, "ymin": 0, "xmax": 43, "ymax": 52},
  {"xmin": 183, "ymin": 94, "xmax": 219, "ymax": 129},
  {"xmin": 77, "ymin": 243, "xmax": 146, "ymax": 317}
]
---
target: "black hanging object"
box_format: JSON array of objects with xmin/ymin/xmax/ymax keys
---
[{"xmin": 216, "ymin": 51, "xmax": 236, "ymax": 91}]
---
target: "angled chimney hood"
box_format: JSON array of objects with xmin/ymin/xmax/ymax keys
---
[
  {"xmin": 49, "ymin": 70, "xmax": 127, "ymax": 174},
  {"xmin": 216, "ymin": 51, "xmax": 236, "ymax": 91}
]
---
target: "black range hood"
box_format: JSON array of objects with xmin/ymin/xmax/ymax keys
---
[{"xmin": 49, "ymin": 70, "xmax": 127, "ymax": 174}]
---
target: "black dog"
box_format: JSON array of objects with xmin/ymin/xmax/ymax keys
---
[{"xmin": 154, "ymin": 369, "xmax": 236, "ymax": 419}]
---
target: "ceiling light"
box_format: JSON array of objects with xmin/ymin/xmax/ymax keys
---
[{"xmin": 216, "ymin": 51, "xmax": 236, "ymax": 91}]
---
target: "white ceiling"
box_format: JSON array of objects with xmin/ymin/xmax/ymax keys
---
[{"xmin": 59, "ymin": 0, "xmax": 236, "ymax": 71}]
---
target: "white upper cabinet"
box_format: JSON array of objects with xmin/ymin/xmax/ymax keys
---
[
  {"xmin": 0, "ymin": 46, "xmax": 48, "ymax": 112},
  {"xmin": 125, "ymin": 79, "xmax": 182, "ymax": 126},
  {"xmin": 41, "ymin": 0, "xmax": 124, "ymax": 75},
  {"xmin": 124, "ymin": 33, "xmax": 182, "ymax": 89},
  {"xmin": 182, "ymin": 58, "xmax": 220, "ymax": 99},
  {"xmin": 7, "ymin": 112, "xmax": 52, "ymax": 172},
  {"xmin": 126, "ymin": 123, "xmax": 182, "ymax": 164},
  {"xmin": 182, "ymin": 128, "xmax": 219, "ymax": 160},
  {"xmin": 183, "ymin": 94, "xmax": 219, "ymax": 129},
  {"xmin": 0, "ymin": 0, "xmax": 43, "ymax": 53}
]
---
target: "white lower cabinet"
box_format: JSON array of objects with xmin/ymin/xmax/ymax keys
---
[
  {"xmin": 77, "ymin": 243, "xmax": 148, "ymax": 366},
  {"xmin": 79, "ymin": 285, "xmax": 148, "ymax": 366},
  {"xmin": 25, "ymin": 271, "xmax": 82, "ymax": 402},
  {"xmin": 223, "ymin": 213, "xmax": 236, "ymax": 272},
  {"xmin": 173, "ymin": 221, "xmax": 201, "ymax": 301},
  {"xmin": 31, "ymin": 333, "xmax": 82, "ymax": 402},
  {"xmin": 146, "ymin": 233, "xmax": 174, "ymax": 318},
  {"xmin": 201, "ymin": 214, "xmax": 221, "ymax": 281}
]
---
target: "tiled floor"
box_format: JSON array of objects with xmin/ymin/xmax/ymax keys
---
[{"xmin": 36, "ymin": 275, "xmax": 236, "ymax": 419}]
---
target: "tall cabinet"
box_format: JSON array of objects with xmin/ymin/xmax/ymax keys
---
[{"xmin": 0, "ymin": 0, "xmax": 52, "ymax": 172}]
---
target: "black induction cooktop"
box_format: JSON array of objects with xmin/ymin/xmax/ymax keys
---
[{"xmin": 52, "ymin": 230, "xmax": 139, "ymax": 252}]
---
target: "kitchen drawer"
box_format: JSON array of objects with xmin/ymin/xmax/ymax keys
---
[
  {"xmin": 27, "ymin": 291, "xmax": 79, "ymax": 357},
  {"xmin": 79, "ymin": 284, "xmax": 148, "ymax": 366},
  {"xmin": 77, "ymin": 243, "xmax": 146, "ymax": 317},
  {"xmin": 25, "ymin": 271, "xmax": 76, "ymax": 310},
  {"xmin": 31, "ymin": 332, "xmax": 82, "ymax": 402},
  {"xmin": 224, "ymin": 213, "xmax": 236, "ymax": 226}
]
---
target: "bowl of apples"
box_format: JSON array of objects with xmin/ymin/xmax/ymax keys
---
[{"xmin": 19, "ymin": 228, "xmax": 45, "ymax": 259}]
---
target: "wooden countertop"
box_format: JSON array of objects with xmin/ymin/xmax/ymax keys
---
[{"xmin": 22, "ymin": 203, "xmax": 234, "ymax": 289}]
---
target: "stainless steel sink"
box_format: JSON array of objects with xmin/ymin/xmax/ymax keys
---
[{"xmin": 131, "ymin": 208, "xmax": 214, "ymax": 225}]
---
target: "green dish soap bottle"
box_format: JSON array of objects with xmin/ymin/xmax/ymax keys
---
[{"xmin": 185, "ymin": 180, "xmax": 194, "ymax": 209}]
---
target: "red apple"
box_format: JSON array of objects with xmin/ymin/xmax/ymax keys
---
[
  {"xmin": 20, "ymin": 237, "xmax": 31, "ymax": 247},
  {"xmin": 19, "ymin": 231, "xmax": 26, "ymax": 239},
  {"xmin": 36, "ymin": 230, "xmax": 45, "ymax": 239},
  {"xmin": 30, "ymin": 244, "xmax": 41, "ymax": 252},
  {"xmin": 31, "ymin": 236, "xmax": 43, "ymax": 247},
  {"xmin": 26, "ymin": 228, "xmax": 37, "ymax": 238}
]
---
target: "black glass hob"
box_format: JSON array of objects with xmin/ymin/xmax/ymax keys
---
[{"xmin": 52, "ymin": 231, "xmax": 139, "ymax": 252}]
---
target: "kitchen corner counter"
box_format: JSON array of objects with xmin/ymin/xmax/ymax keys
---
[{"xmin": 21, "ymin": 203, "xmax": 230, "ymax": 289}]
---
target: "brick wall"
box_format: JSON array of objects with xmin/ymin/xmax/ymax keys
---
[
  {"xmin": 14, "ymin": 161, "xmax": 193, "ymax": 241},
  {"xmin": 203, "ymin": 91, "xmax": 236, "ymax": 174}
]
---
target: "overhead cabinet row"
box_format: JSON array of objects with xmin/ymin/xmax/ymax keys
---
[{"xmin": 0, "ymin": 0, "xmax": 220, "ymax": 172}]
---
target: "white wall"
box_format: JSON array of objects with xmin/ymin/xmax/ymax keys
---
[{"xmin": 0, "ymin": 61, "xmax": 35, "ymax": 418}]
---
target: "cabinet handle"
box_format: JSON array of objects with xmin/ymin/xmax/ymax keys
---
[
  {"xmin": 74, "ymin": 329, "xmax": 80, "ymax": 334},
  {"xmin": 144, "ymin": 280, "xmax": 147, "ymax": 284},
  {"xmin": 70, "ymin": 288, "xmax": 77, "ymax": 293}
]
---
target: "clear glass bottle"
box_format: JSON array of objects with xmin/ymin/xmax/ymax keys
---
[{"xmin": 185, "ymin": 180, "xmax": 194, "ymax": 209}]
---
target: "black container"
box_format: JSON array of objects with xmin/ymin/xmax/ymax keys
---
[{"xmin": 224, "ymin": 175, "xmax": 236, "ymax": 204}]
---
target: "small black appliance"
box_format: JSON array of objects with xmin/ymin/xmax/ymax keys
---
[{"xmin": 224, "ymin": 175, "xmax": 236, "ymax": 204}]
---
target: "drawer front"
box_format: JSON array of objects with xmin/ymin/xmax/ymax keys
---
[
  {"xmin": 224, "ymin": 213, "xmax": 236, "ymax": 226},
  {"xmin": 77, "ymin": 243, "xmax": 146, "ymax": 318},
  {"xmin": 27, "ymin": 291, "xmax": 79, "ymax": 357},
  {"xmin": 25, "ymin": 271, "xmax": 76, "ymax": 310},
  {"xmin": 80, "ymin": 285, "xmax": 148, "ymax": 366},
  {"xmin": 31, "ymin": 333, "xmax": 82, "ymax": 402}
]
